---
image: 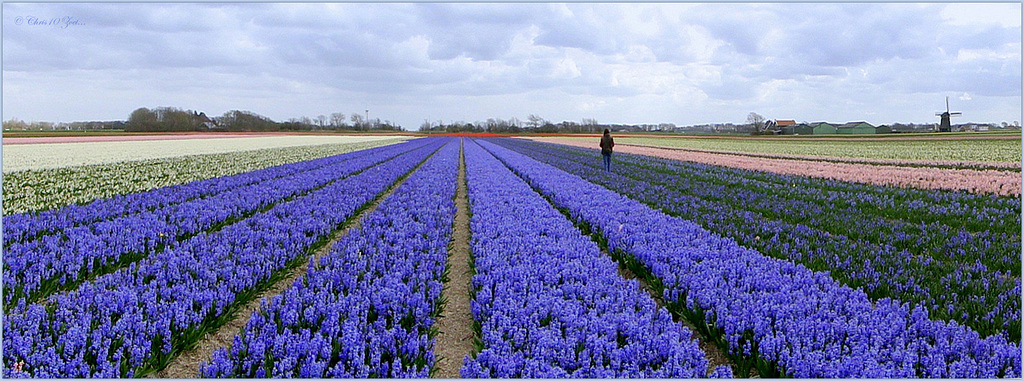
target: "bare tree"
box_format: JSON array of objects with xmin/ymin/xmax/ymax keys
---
[
  {"xmin": 581, "ymin": 118, "xmax": 599, "ymax": 133},
  {"xmin": 3, "ymin": 119, "xmax": 28, "ymax": 130},
  {"xmin": 746, "ymin": 112, "xmax": 766, "ymax": 134},
  {"xmin": 527, "ymin": 114, "xmax": 546, "ymax": 128},
  {"xmin": 316, "ymin": 115, "xmax": 327, "ymax": 129},
  {"xmin": 350, "ymin": 113, "xmax": 365, "ymax": 129},
  {"xmin": 331, "ymin": 113, "xmax": 346, "ymax": 128}
]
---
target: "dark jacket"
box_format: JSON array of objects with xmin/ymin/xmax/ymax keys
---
[{"xmin": 600, "ymin": 135, "xmax": 614, "ymax": 154}]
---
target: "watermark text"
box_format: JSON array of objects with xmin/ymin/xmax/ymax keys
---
[{"xmin": 14, "ymin": 16, "xmax": 84, "ymax": 29}]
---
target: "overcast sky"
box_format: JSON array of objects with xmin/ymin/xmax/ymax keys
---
[{"xmin": 3, "ymin": 2, "xmax": 1021, "ymax": 129}]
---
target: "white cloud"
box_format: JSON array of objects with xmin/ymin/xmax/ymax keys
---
[
  {"xmin": 941, "ymin": 3, "xmax": 1021, "ymax": 28},
  {"xmin": 2, "ymin": 2, "xmax": 1020, "ymax": 127},
  {"xmin": 956, "ymin": 46, "xmax": 1021, "ymax": 62}
]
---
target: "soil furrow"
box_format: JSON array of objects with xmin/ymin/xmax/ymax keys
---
[
  {"xmin": 149, "ymin": 147, "xmax": 437, "ymax": 378},
  {"xmin": 431, "ymin": 138, "xmax": 475, "ymax": 378}
]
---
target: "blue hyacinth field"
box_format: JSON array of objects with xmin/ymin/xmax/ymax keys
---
[{"xmin": 2, "ymin": 136, "xmax": 1020, "ymax": 378}]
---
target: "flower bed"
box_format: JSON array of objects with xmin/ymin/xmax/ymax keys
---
[
  {"xmin": 3, "ymin": 138, "xmax": 408, "ymax": 215},
  {"xmin": 3, "ymin": 140, "xmax": 431, "ymax": 309},
  {"xmin": 529, "ymin": 138, "xmax": 1021, "ymax": 195},
  {"xmin": 460, "ymin": 139, "xmax": 724, "ymax": 378},
  {"xmin": 199, "ymin": 139, "xmax": 460, "ymax": 378},
  {"xmin": 495, "ymin": 138, "xmax": 1021, "ymax": 342},
  {"xmin": 2, "ymin": 140, "xmax": 424, "ymax": 246},
  {"xmin": 530, "ymin": 135, "xmax": 1022, "ymax": 165},
  {"xmin": 2, "ymin": 140, "xmax": 443, "ymax": 378},
  {"xmin": 479, "ymin": 138, "xmax": 1020, "ymax": 378}
]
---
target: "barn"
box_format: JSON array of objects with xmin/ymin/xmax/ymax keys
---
[
  {"xmin": 837, "ymin": 121, "xmax": 877, "ymax": 134},
  {"xmin": 785, "ymin": 122, "xmax": 836, "ymax": 135},
  {"xmin": 804, "ymin": 122, "xmax": 837, "ymax": 135}
]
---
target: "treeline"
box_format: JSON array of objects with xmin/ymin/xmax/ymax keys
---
[
  {"xmin": 3, "ymin": 119, "xmax": 126, "ymax": 131},
  {"xmin": 419, "ymin": 115, "xmax": 606, "ymax": 134},
  {"xmin": 126, "ymin": 107, "xmax": 402, "ymax": 132},
  {"xmin": 127, "ymin": 107, "xmax": 213, "ymax": 131}
]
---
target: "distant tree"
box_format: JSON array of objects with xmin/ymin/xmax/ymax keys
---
[
  {"xmin": 379, "ymin": 120, "xmax": 401, "ymax": 131},
  {"xmin": 217, "ymin": 110, "xmax": 276, "ymax": 131},
  {"xmin": 484, "ymin": 118, "xmax": 498, "ymax": 131},
  {"xmin": 127, "ymin": 107, "xmax": 159, "ymax": 131},
  {"xmin": 350, "ymin": 113, "xmax": 365, "ymax": 130},
  {"xmin": 485, "ymin": 118, "xmax": 518, "ymax": 133},
  {"xmin": 316, "ymin": 115, "xmax": 327, "ymax": 129},
  {"xmin": 527, "ymin": 114, "xmax": 546, "ymax": 129},
  {"xmin": 537, "ymin": 122, "xmax": 558, "ymax": 133},
  {"xmin": 280, "ymin": 116, "xmax": 318, "ymax": 131},
  {"xmin": 331, "ymin": 113, "xmax": 347, "ymax": 129},
  {"xmin": 131, "ymin": 107, "xmax": 205, "ymax": 131},
  {"xmin": 3, "ymin": 119, "xmax": 28, "ymax": 130},
  {"xmin": 746, "ymin": 112, "xmax": 766, "ymax": 134}
]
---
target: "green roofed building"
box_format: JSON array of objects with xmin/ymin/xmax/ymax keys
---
[
  {"xmin": 785, "ymin": 122, "xmax": 836, "ymax": 135},
  {"xmin": 806, "ymin": 122, "xmax": 837, "ymax": 135},
  {"xmin": 836, "ymin": 121, "xmax": 885, "ymax": 134}
]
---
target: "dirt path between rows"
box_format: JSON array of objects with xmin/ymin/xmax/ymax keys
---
[
  {"xmin": 431, "ymin": 139, "xmax": 475, "ymax": 378},
  {"xmin": 150, "ymin": 153, "xmax": 434, "ymax": 379}
]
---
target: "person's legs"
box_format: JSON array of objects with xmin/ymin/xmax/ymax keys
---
[{"xmin": 603, "ymin": 153, "xmax": 611, "ymax": 171}]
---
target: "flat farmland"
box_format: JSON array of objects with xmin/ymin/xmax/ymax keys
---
[
  {"xmin": 2, "ymin": 134, "xmax": 406, "ymax": 172},
  {"xmin": 528, "ymin": 134, "xmax": 1022, "ymax": 195},
  {"xmin": 2, "ymin": 135, "xmax": 408, "ymax": 215},
  {"xmin": 2, "ymin": 135, "xmax": 1020, "ymax": 378},
  {"xmin": 530, "ymin": 133, "xmax": 1021, "ymax": 165}
]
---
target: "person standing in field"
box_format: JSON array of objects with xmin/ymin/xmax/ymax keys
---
[{"xmin": 600, "ymin": 128, "xmax": 614, "ymax": 171}]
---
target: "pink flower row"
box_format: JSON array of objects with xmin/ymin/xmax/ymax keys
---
[
  {"xmin": 620, "ymin": 143, "xmax": 1021, "ymax": 170},
  {"xmin": 531, "ymin": 138, "xmax": 1022, "ymax": 196}
]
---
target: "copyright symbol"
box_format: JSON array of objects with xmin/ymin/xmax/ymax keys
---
[{"xmin": 14, "ymin": 16, "xmax": 23, "ymax": 25}]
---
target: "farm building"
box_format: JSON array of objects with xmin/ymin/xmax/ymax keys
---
[
  {"xmin": 961, "ymin": 123, "xmax": 993, "ymax": 132},
  {"xmin": 770, "ymin": 119, "xmax": 797, "ymax": 135},
  {"xmin": 783, "ymin": 122, "xmax": 837, "ymax": 135},
  {"xmin": 837, "ymin": 121, "xmax": 889, "ymax": 134},
  {"xmin": 804, "ymin": 122, "xmax": 837, "ymax": 135}
]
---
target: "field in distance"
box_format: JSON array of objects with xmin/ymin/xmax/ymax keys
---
[{"xmin": 531, "ymin": 131, "xmax": 1022, "ymax": 164}]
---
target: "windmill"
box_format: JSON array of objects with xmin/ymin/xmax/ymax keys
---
[{"xmin": 935, "ymin": 96, "xmax": 961, "ymax": 132}]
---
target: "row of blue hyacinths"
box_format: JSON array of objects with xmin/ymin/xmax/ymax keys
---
[
  {"xmin": 3, "ymin": 140, "xmax": 432, "ymax": 309},
  {"xmin": 493, "ymin": 138, "xmax": 1021, "ymax": 343},
  {"xmin": 478, "ymin": 138, "xmax": 1020, "ymax": 378},
  {"xmin": 3, "ymin": 139, "xmax": 445, "ymax": 378},
  {"xmin": 460, "ymin": 139, "xmax": 729, "ymax": 378},
  {"xmin": 2, "ymin": 140, "xmax": 421, "ymax": 245},
  {"xmin": 199, "ymin": 138, "xmax": 460, "ymax": 377}
]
